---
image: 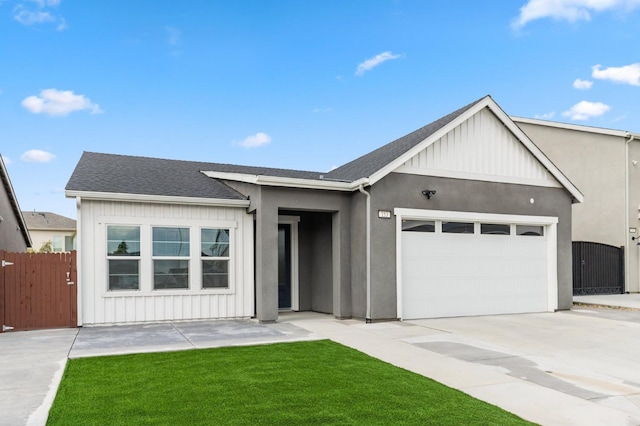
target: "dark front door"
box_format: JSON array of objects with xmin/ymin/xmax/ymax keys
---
[{"xmin": 278, "ymin": 224, "xmax": 292, "ymax": 309}]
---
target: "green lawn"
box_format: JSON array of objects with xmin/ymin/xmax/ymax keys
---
[{"xmin": 48, "ymin": 340, "xmax": 532, "ymax": 425}]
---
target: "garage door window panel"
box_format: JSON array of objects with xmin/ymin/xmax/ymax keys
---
[
  {"xmin": 442, "ymin": 221, "xmax": 474, "ymax": 234},
  {"xmin": 481, "ymin": 223, "xmax": 511, "ymax": 235},
  {"xmin": 402, "ymin": 220, "xmax": 435, "ymax": 232},
  {"xmin": 516, "ymin": 225, "xmax": 544, "ymax": 236}
]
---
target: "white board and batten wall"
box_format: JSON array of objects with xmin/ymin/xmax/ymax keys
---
[{"xmin": 77, "ymin": 199, "xmax": 254, "ymax": 325}]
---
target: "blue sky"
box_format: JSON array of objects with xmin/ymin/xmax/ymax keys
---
[{"xmin": 2, "ymin": 0, "xmax": 640, "ymax": 220}]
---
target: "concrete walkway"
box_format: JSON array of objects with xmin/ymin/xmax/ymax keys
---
[
  {"xmin": 0, "ymin": 328, "xmax": 78, "ymax": 426},
  {"xmin": 4, "ymin": 294, "xmax": 640, "ymax": 426},
  {"xmin": 574, "ymin": 293, "xmax": 640, "ymax": 310}
]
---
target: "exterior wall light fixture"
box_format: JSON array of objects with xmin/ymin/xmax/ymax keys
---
[{"xmin": 422, "ymin": 189, "xmax": 436, "ymax": 199}]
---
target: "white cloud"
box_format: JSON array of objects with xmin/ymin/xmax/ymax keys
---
[
  {"xmin": 237, "ymin": 132, "xmax": 272, "ymax": 148},
  {"xmin": 28, "ymin": 0, "xmax": 61, "ymax": 6},
  {"xmin": 592, "ymin": 63, "xmax": 640, "ymax": 86},
  {"xmin": 21, "ymin": 89, "xmax": 102, "ymax": 116},
  {"xmin": 355, "ymin": 51, "xmax": 401, "ymax": 76},
  {"xmin": 1, "ymin": 156, "xmax": 12, "ymax": 165},
  {"xmin": 512, "ymin": 0, "xmax": 640, "ymax": 29},
  {"xmin": 573, "ymin": 78, "xmax": 593, "ymax": 89},
  {"xmin": 165, "ymin": 26, "xmax": 181, "ymax": 46},
  {"xmin": 534, "ymin": 111, "xmax": 556, "ymax": 119},
  {"xmin": 562, "ymin": 100, "xmax": 610, "ymax": 120},
  {"xmin": 13, "ymin": 0, "xmax": 66, "ymax": 30},
  {"xmin": 20, "ymin": 149, "xmax": 56, "ymax": 163},
  {"xmin": 14, "ymin": 7, "xmax": 54, "ymax": 25},
  {"xmin": 313, "ymin": 107, "xmax": 332, "ymax": 113}
]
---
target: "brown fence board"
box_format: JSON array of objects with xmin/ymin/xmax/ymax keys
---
[{"xmin": 1, "ymin": 251, "xmax": 77, "ymax": 332}]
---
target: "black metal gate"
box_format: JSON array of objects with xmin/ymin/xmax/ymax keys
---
[{"xmin": 573, "ymin": 242, "xmax": 624, "ymax": 295}]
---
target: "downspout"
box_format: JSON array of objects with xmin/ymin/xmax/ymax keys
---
[
  {"xmin": 626, "ymin": 132, "xmax": 635, "ymax": 293},
  {"xmin": 358, "ymin": 184, "xmax": 372, "ymax": 323},
  {"xmin": 75, "ymin": 196, "xmax": 82, "ymax": 327}
]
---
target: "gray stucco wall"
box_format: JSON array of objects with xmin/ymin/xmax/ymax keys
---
[
  {"xmin": 517, "ymin": 121, "xmax": 639, "ymax": 292},
  {"xmin": 224, "ymin": 181, "xmax": 352, "ymax": 322},
  {"xmin": 0, "ymin": 183, "xmax": 29, "ymax": 252},
  {"xmin": 367, "ymin": 173, "xmax": 574, "ymax": 319},
  {"xmin": 517, "ymin": 122, "xmax": 625, "ymax": 247},
  {"xmin": 296, "ymin": 212, "xmax": 333, "ymax": 313}
]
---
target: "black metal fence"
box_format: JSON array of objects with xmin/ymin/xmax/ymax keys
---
[{"xmin": 572, "ymin": 241, "xmax": 624, "ymax": 295}]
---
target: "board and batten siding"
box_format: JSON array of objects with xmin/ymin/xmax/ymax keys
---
[
  {"xmin": 77, "ymin": 199, "xmax": 254, "ymax": 325},
  {"xmin": 394, "ymin": 108, "xmax": 561, "ymax": 188}
]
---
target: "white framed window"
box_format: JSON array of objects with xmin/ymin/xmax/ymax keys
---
[
  {"xmin": 107, "ymin": 225, "xmax": 141, "ymax": 291},
  {"xmin": 200, "ymin": 228, "xmax": 230, "ymax": 289},
  {"xmin": 152, "ymin": 227, "xmax": 190, "ymax": 290}
]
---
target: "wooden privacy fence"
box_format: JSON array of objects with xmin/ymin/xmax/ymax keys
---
[{"xmin": 0, "ymin": 250, "xmax": 77, "ymax": 332}]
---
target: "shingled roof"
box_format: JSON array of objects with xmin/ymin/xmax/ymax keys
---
[
  {"xmin": 22, "ymin": 211, "xmax": 76, "ymax": 230},
  {"xmin": 65, "ymin": 151, "xmax": 323, "ymax": 199}
]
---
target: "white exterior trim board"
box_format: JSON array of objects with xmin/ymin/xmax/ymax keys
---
[
  {"xmin": 512, "ymin": 116, "xmax": 640, "ymax": 138},
  {"xmin": 66, "ymin": 190, "xmax": 250, "ymax": 208},
  {"xmin": 202, "ymin": 171, "xmax": 370, "ymax": 192}
]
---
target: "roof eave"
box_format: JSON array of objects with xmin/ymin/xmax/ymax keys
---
[
  {"xmin": 202, "ymin": 171, "xmax": 370, "ymax": 191},
  {"xmin": 1, "ymin": 155, "xmax": 32, "ymax": 247},
  {"xmin": 65, "ymin": 190, "xmax": 251, "ymax": 208},
  {"xmin": 512, "ymin": 116, "xmax": 640, "ymax": 139}
]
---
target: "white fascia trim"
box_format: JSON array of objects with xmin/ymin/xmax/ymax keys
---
[
  {"xmin": 64, "ymin": 190, "xmax": 250, "ymax": 208},
  {"xmin": 393, "ymin": 208, "xmax": 559, "ymax": 225},
  {"xmin": 202, "ymin": 171, "xmax": 369, "ymax": 192},
  {"xmin": 512, "ymin": 116, "xmax": 640, "ymax": 139}
]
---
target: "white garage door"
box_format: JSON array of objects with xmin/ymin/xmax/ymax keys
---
[{"xmin": 400, "ymin": 216, "xmax": 553, "ymax": 320}]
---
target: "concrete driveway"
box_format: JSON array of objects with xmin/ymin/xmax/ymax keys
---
[
  {"xmin": 288, "ymin": 308, "xmax": 640, "ymax": 425},
  {"xmin": 4, "ymin": 305, "xmax": 640, "ymax": 426}
]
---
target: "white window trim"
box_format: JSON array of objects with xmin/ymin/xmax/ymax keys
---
[
  {"xmin": 200, "ymin": 227, "xmax": 232, "ymax": 291},
  {"xmin": 106, "ymin": 225, "xmax": 142, "ymax": 292},
  {"xmin": 394, "ymin": 208, "xmax": 559, "ymax": 320},
  {"xmin": 99, "ymin": 216, "xmax": 238, "ymax": 297}
]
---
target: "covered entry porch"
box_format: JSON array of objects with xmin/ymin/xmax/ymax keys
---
[{"xmin": 251, "ymin": 187, "xmax": 355, "ymax": 323}]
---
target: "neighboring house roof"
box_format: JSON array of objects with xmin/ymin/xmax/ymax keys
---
[
  {"xmin": 66, "ymin": 96, "xmax": 584, "ymax": 204},
  {"xmin": 22, "ymin": 211, "xmax": 76, "ymax": 231},
  {"xmin": 512, "ymin": 116, "xmax": 640, "ymax": 139},
  {"xmin": 0, "ymin": 154, "xmax": 32, "ymax": 247}
]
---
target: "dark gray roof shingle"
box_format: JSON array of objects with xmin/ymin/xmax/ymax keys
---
[{"xmin": 65, "ymin": 152, "xmax": 323, "ymax": 199}]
